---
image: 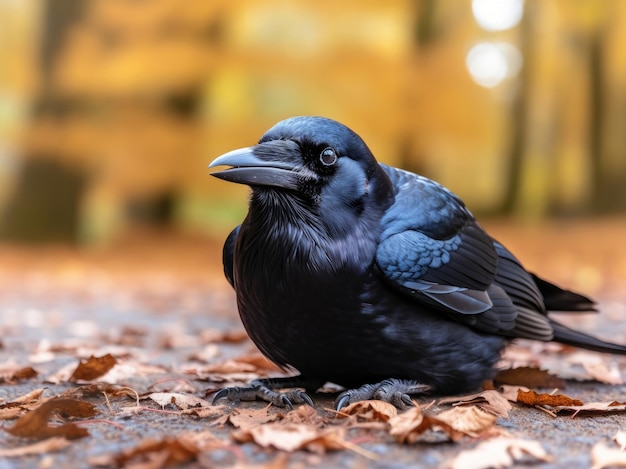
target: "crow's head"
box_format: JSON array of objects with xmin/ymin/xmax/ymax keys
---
[{"xmin": 209, "ymin": 117, "xmax": 393, "ymax": 218}]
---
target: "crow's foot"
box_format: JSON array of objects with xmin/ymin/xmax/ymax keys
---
[
  {"xmin": 334, "ymin": 379, "xmax": 430, "ymax": 410},
  {"xmin": 212, "ymin": 376, "xmax": 317, "ymax": 409}
]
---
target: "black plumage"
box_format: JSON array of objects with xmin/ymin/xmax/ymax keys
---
[{"xmin": 209, "ymin": 116, "xmax": 626, "ymax": 409}]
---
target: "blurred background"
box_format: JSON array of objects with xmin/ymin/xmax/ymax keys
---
[{"xmin": 1, "ymin": 0, "xmax": 625, "ymax": 245}]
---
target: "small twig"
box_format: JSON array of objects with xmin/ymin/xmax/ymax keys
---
[
  {"xmin": 341, "ymin": 439, "xmax": 379, "ymax": 461},
  {"xmin": 102, "ymin": 392, "xmax": 114, "ymax": 415},
  {"xmin": 118, "ymin": 386, "xmax": 140, "ymax": 406},
  {"xmin": 323, "ymin": 407, "xmax": 351, "ymax": 418},
  {"xmin": 535, "ymin": 405, "xmax": 557, "ymax": 418}
]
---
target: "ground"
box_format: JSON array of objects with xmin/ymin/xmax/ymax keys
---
[{"xmin": 1, "ymin": 218, "xmax": 626, "ymax": 468}]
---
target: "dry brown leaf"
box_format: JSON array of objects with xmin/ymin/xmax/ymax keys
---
[
  {"xmin": 90, "ymin": 435, "xmax": 202, "ymax": 468},
  {"xmin": 183, "ymin": 405, "xmax": 226, "ymax": 419},
  {"xmin": 583, "ymin": 360, "xmax": 624, "ymax": 385},
  {"xmin": 49, "ymin": 359, "xmax": 166, "ymax": 385},
  {"xmin": 0, "ymin": 388, "xmax": 45, "ymax": 408},
  {"xmin": 494, "ymin": 367, "xmax": 565, "ymax": 388},
  {"xmin": 228, "ymin": 407, "xmax": 279, "ymax": 430},
  {"xmin": 281, "ymin": 404, "xmax": 324, "ymax": 425},
  {"xmin": 388, "ymin": 405, "xmax": 465, "ymax": 443},
  {"xmin": 58, "ymin": 383, "xmax": 138, "ymax": 400},
  {"xmin": 45, "ymin": 362, "xmax": 78, "ymax": 384},
  {"xmin": 567, "ymin": 352, "xmax": 625, "ymax": 385},
  {"xmin": 199, "ymin": 359, "xmax": 259, "ymax": 374},
  {"xmin": 70, "ymin": 354, "xmax": 118, "ymax": 381},
  {"xmin": 0, "ymin": 407, "xmax": 23, "ymax": 420},
  {"xmin": 0, "ymin": 437, "xmax": 72, "ymax": 457},
  {"xmin": 233, "ymin": 354, "xmax": 283, "ymax": 372},
  {"xmin": 6, "ymin": 398, "xmax": 98, "ymax": 440},
  {"xmin": 446, "ymin": 436, "xmax": 551, "ymax": 469},
  {"xmin": 516, "ymin": 389, "xmax": 583, "ymax": 407},
  {"xmin": 556, "ymin": 401, "xmax": 626, "ymax": 415},
  {"xmin": 0, "ymin": 365, "xmax": 38, "ymax": 383},
  {"xmin": 0, "ymin": 388, "xmax": 47, "ymax": 420},
  {"xmin": 232, "ymin": 423, "xmax": 346, "ymax": 453},
  {"xmin": 146, "ymin": 392, "xmax": 211, "ymax": 410},
  {"xmin": 439, "ymin": 390, "xmax": 512, "ymax": 417},
  {"xmin": 591, "ymin": 442, "xmax": 626, "ymax": 469},
  {"xmin": 187, "ymin": 344, "xmax": 220, "ymax": 363},
  {"xmin": 99, "ymin": 361, "xmax": 168, "ymax": 384},
  {"xmin": 436, "ymin": 406, "xmax": 497, "ymax": 436},
  {"xmin": 338, "ymin": 400, "xmax": 398, "ymax": 422},
  {"xmin": 498, "ymin": 385, "xmax": 530, "ymax": 402}
]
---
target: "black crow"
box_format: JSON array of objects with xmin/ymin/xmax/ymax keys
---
[{"xmin": 209, "ymin": 116, "xmax": 626, "ymax": 409}]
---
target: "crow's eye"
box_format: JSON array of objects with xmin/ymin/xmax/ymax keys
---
[{"xmin": 320, "ymin": 147, "xmax": 338, "ymax": 166}]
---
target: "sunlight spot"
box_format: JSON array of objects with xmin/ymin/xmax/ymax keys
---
[
  {"xmin": 472, "ymin": 0, "xmax": 524, "ymax": 31},
  {"xmin": 466, "ymin": 42, "xmax": 522, "ymax": 88}
]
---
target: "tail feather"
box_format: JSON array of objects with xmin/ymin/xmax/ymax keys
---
[
  {"xmin": 531, "ymin": 273, "xmax": 596, "ymax": 312},
  {"xmin": 550, "ymin": 319, "xmax": 626, "ymax": 355}
]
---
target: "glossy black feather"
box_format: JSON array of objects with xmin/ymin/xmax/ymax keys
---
[{"xmin": 214, "ymin": 116, "xmax": 626, "ymax": 395}]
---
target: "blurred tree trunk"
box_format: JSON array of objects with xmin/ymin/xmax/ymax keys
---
[
  {"xmin": 589, "ymin": 23, "xmax": 626, "ymax": 213},
  {"xmin": 0, "ymin": 0, "xmax": 89, "ymax": 242},
  {"xmin": 500, "ymin": 3, "xmax": 531, "ymax": 215}
]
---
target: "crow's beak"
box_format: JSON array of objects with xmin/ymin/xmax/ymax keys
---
[{"xmin": 209, "ymin": 141, "xmax": 303, "ymax": 190}]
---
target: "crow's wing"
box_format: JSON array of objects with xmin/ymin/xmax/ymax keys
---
[
  {"xmin": 223, "ymin": 225, "xmax": 240, "ymax": 288},
  {"xmin": 376, "ymin": 165, "xmax": 550, "ymax": 338}
]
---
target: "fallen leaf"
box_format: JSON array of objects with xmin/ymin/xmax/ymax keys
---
[
  {"xmin": 1, "ymin": 388, "xmax": 45, "ymax": 407},
  {"xmin": 591, "ymin": 442, "xmax": 626, "ymax": 469},
  {"xmin": 516, "ymin": 389, "xmax": 583, "ymax": 407},
  {"xmin": 281, "ymin": 404, "xmax": 325, "ymax": 426},
  {"xmin": 6, "ymin": 398, "xmax": 98, "ymax": 440},
  {"xmin": 228, "ymin": 407, "xmax": 279, "ymax": 430},
  {"xmin": 0, "ymin": 437, "xmax": 72, "ymax": 457},
  {"xmin": 338, "ymin": 400, "xmax": 398, "ymax": 422},
  {"xmin": 446, "ymin": 436, "xmax": 551, "ymax": 469},
  {"xmin": 439, "ymin": 390, "xmax": 512, "ymax": 417},
  {"xmin": 498, "ymin": 385, "xmax": 530, "ymax": 402},
  {"xmin": 584, "ymin": 361, "xmax": 624, "ymax": 385},
  {"xmin": 233, "ymin": 424, "xmax": 346, "ymax": 453},
  {"xmin": 0, "ymin": 366, "xmax": 38, "ymax": 383},
  {"xmin": 198, "ymin": 359, "xmax": 259, "ymax": 374},
  {"xmin": 232, "ymin": 354, "xmax": 283, "ymax": 372},
  {"xmin": 183, "ymin": 405, "xmax": 226, "ymax": 419},
  {"xmin": 494, "ymin": 367, "xmax": 565, "ymax": 388},
  {"xmin": 145, "ymin": 392, "xmax": 211, "ymax": 410},
  {"xmin": 98, "ymin": 361, "xmax": 167, "ymax": 384},
  {"xmin": 556, "ymin": 401, "xmax": 626, "ymax": 415},
  {"xmin": 388, "ymin": 405, "xmax": 465, "ymax": 443},
  {"xmin": 436, "ymin": 406, "xmax": 497, "ymax": 436},
  {"xmin": 187, "ymin": 344, "xmax": 220, "ymax": 363},
  {"xmin": 0, "ymin": 407, "xmax": 23, "ymax": 420},
  {"xmin": 90, "ymin": 435, "xmax": 202, "ymax": 468},
  {"xmin": 58, "ymin": 383, "xmax": 137, "ymax": 400},
  {"xmin": 70, "ymin": 354, "xmax": 117, "ymax": 381},
  {"xmin": 0, "ymin": 388, "xmax": 47, "ymax": 419}
]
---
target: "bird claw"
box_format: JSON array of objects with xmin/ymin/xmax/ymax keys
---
[
  {"xmin": 212, "ymin": 380, "xmax": 313, "ymax": 409},
  {"xmin": 334, "ymin": 379, "xmax": 429, "ymax": 410}
]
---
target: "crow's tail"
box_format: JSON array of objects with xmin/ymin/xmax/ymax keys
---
[
  {"xmin": 532, "ymin": 273, "xmax": 596, "ymax": 312},
  {"xmin": 550, "ymin": 319, "xmax": 626, "ymax": 355}
]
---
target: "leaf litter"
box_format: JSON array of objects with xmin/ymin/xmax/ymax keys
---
[{"xmin": 3, "ymin": 232, "xmax": 626, "ymax": 468}]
